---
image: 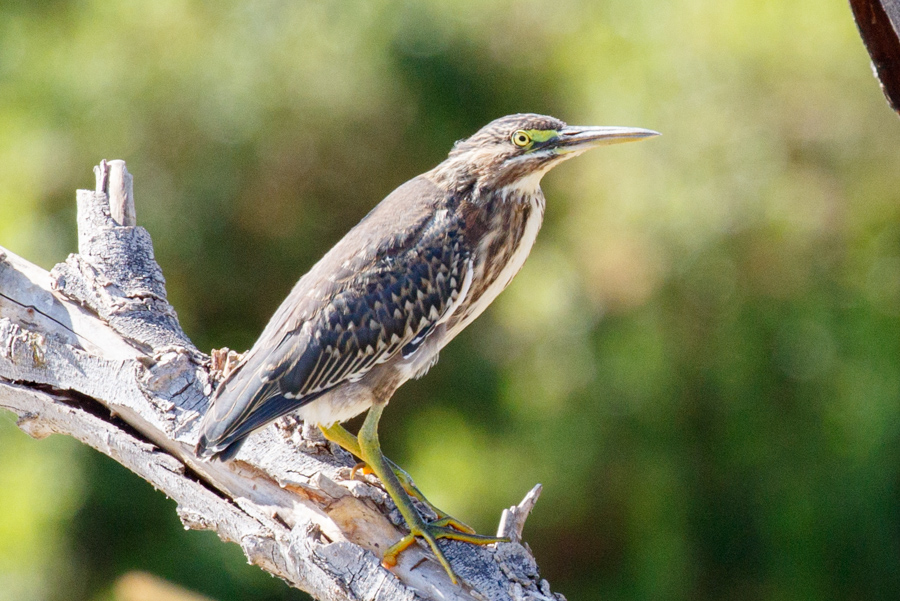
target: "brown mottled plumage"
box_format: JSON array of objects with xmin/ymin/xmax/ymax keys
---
[{"xmin": 195, "ymin": 113, "xmax": 657, "ymax": 583}]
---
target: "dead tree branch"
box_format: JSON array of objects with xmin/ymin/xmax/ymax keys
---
[{"xmin": 0, "ymin": 160, "xmax": 561, "ymax": 601}]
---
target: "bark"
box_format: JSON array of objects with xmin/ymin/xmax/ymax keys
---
[{"xmin": 0, "ymin": 160, "xmax": 563, "ymax": 601}]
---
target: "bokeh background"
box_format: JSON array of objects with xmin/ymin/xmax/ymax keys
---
[{"xmin": 2, "ymin": 1, "xmax": 900, "ymax": 600}]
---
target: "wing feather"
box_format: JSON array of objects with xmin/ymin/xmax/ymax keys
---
[
  {"xmin": 273, "ymin": 230, "xmax": 469, "ymax": 397},
  {"xmin": 197, "ymin": 176, "xmax": 472, "ymax": 456}
]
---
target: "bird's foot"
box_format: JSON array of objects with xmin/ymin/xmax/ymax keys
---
[
  {"xmin": 351, "ymin": 461, "xmax": 476, "ymax": 534},
  {"xmin": 381, "ymin": 516, "xmax": 509, "ymax": 584},
  {"xmin": 348, "ymin": 406, "xmax": 509, "ymax": 585}
]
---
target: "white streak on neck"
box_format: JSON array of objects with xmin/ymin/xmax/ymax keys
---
[{"xmin": 448, "ymin": 189, "xmax": 545, "ymax": 338}]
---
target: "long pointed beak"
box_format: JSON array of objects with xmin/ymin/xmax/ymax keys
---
[{"xmin": 553, "ymin": 125, "xmax": 660, "ymax": 154}]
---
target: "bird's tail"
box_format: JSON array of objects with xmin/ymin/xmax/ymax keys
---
[
  {"xmin": 194, "ymin": 358, "xmax": 272, "ymax": 460},
  {"xmin": 195, "ymin": 431, "xmax": 245, "ymax": 462},
  {"xmin": 195, "ymin": 359, "xmax": 328, "ymax": 461}
]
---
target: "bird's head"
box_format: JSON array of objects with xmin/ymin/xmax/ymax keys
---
[{"xmin": 437, "ymin": 113, "xmax": 659, "ymax": 195}]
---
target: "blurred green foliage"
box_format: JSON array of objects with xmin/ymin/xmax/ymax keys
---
[{"xmin": 2, "ymin": 1, "xmax": 900, "ymax": 600}]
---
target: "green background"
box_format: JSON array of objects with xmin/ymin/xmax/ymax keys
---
[{"xmin": 2, "ymin": 1, "xmax": 900, "ymax": 600}]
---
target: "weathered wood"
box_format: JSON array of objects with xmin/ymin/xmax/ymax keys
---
[{"xmin": 0, "ymin": 160, "xmax": 562, "ymax": 601}]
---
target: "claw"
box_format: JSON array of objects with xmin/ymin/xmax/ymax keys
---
[
  {"xmin": 381, "ymin": 519, "xmax": 509, "ymax": 584},
  {"xmin": 349, "ymin": 462, "xmax": 477, "ymax": 535},
  {"xmin": 350, "ymin": 461, "xmax": 373, "ymax": 480}
]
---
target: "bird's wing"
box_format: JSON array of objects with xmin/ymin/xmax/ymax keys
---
[
  {"xmin": 265, "ymin": 214, "xmax": 471, "ymax": 398},
  {"xmin": 198, "ymin": 177, "xmax": 472, "ymax": 454}
]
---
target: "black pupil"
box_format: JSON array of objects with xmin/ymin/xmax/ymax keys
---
[{"xmin": 517, "ymin": 134, "xmax": 527, "ymax": 143}]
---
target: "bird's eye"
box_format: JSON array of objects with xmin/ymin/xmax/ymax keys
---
[{"xmin": 511, "ymin": 130, "xmax": 532, "ymax": 148}]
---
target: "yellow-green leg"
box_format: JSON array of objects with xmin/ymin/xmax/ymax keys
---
[
  {"xmin": 319, "ymin": 422, "xmax": 474, "ymax": 533},
  {"xmin": 353, "ymin": 404, "xmax": 508, "ymax": 584}
]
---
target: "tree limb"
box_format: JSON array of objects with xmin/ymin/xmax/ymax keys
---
[
  {"xmin": 849, "ymin": 0, "xmax": 900, "ymax": 115},
  {"xmin": 0, "ymin": 160, "xmax": 562, "ymax": 601}
]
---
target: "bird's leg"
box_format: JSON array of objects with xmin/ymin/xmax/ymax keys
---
[
  {"xmin": 318, "ymin": 421, "xmax": 363, "ymax": 454},
  {"xmin": 356, "ymin": 404, "xmax": 508, "ymax": 585},
  {"xmin": 319, "ymin": 422, "xmax": 475, "ymax": 533}
]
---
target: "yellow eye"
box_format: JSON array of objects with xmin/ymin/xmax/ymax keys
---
[{"xmin": 511, "ymin": 130, "xmax": 532, "ymax": 148}]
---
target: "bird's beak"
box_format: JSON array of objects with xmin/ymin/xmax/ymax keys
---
[{"xmin": 553, "ymin": 126, "xmax": 660, "ymax": 154}]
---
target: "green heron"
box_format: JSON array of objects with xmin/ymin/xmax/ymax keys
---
[{"xmin": 196, "ymin": 113, "xmax": 658, "ymax": 583}]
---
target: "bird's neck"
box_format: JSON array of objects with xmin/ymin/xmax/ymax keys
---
[
  {"xmin": 442, "ymin": 183, "xmax": 546, "ymax": 338},
  {"xmin": 427, "ymin": 158, "xmax": 548, "ymax": 209}
]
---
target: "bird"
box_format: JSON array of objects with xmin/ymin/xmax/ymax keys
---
[{"xmin": 196, "ymin": 113, "xmax": 658, "ymax": 583}]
